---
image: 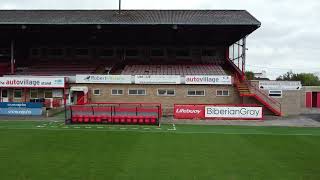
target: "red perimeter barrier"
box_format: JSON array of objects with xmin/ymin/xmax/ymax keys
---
[{"xmin": 174, "ymin": 104, "xmax": 263, "ymax": 120}]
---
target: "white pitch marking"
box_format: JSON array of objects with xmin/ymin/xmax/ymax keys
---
[
  {"xmin": 120, "ymin": 128, "xmax": 127, "ymax": 130},
  {"xmin": 131, "ymin": 127, "xmax": 138, "ymax": 130},
  {"xmin": 85, "ymin": 127, "xmax": 92, "ymax": 129},
  {"xmin": 62, "ymin": 126, "xmax": 69, "ymax": 128},
  {"xmin": 143, "ymin": 127, "xmax": 150, "ymax": 130},
  {"xmin": 36, "ymin": 125, "xmax": 45, "ymax": 128},
  {"xmin": 73, "ymin": 126, "xmax": 80, "ymax": 129},
  {"xmin": 50, "ymin": 126, "xmax": 57, "ymax": 128},
  {"xmin": 155, "ymin": 128, "xmax": 162, "ymax": 130},
  {"xmin": 97, "ymin": 127, "xmax": 104, "ymax": 129}
]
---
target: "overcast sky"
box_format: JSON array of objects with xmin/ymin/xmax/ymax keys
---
[{"xmin": 0, "ymin": 0, "xmax": 319, "ymax": 79}]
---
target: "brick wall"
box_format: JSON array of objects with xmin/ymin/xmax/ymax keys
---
[{"xmin": 70, "ymin": 84, "xmax": 241, "ymax": 116}]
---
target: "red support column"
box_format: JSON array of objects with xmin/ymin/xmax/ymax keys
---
[
  {"xmin": 306, "ymin": 92, "xmax": 312, "ymax": 108},
  {"xmin": 24, "ymin": 88, "xmax": 27, "ymax": 102}
]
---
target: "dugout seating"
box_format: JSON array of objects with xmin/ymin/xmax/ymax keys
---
[
  {"xmin": 70, "ymin": 105, "xmax": 160, "ymax": 125},
  {"xmin": 121, "ymin": 64, "xmax": 227, "ymax": 75}
]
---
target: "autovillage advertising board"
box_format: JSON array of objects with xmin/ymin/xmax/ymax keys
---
[
  {"xmin": 0, "ymin": 102, "xmax": 43, "ymax": 116},
  {"xmin": 76, "ymin": 75, "xmax": 132, "ymax": 84},
  {"xmin": 135, "ymin": 75, "xmax": 181, "ymax": 84},
  {"xmin": 205, "ymin": 106, "xmax": 263, "ymax": 119},
  {"xmin": 258, "ymin": 81, "xmax": 302, "ymax": 90},
  {"xmin": 174, "ymin": 104, "xmax": 263, "ymax": 120},
  {"xmin": 185, "ymin": 75, "xmax": 232, "ymax": 85},
  {"xmin": 0, "ymin": 77, "xmax": 65, "ymax": 88}
]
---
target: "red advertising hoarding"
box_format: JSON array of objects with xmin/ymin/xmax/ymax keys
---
[{"xmin": 174, "ymin": 105, "xmax": 205, "ymax": 119}]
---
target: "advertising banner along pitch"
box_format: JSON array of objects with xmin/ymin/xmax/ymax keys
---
[
  {"xmin": 205, "ymin": 106, "xmax": 263, "ymax": 119},
  {"xmin": 0, "ymin": 102, "xmax": 43, "ymax": 116},
  {"xmin": 174, "ymin": 105, "xmax": 205, "ymax": 119},
  {"xmin": 0, "ymin": 77, "xmax": 65, "ymax": 88}
]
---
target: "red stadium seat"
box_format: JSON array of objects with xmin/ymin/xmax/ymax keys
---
[
  {"xmin": 150, "ymin": 116, "xmax": 157, "ymax": 124},
  {"xmin": 77, "ymin": 115, "xmax": 84, "ymax": 123},
  {"xmin": 113, "ymin": 116, "xmax": 120, "ymax": 124},
  {"xmin": 132, "ymin": 117, "xmax": 138, "ymax": 124},
  {"xmin": 90, "ymin": 115, "xmax": 96, "ymax": 123},
  {"xmin": 126, "ymin": 116, "xmax": 132, "ymax": 124},
  {"xmin": 145, "ymin": 117, "xmax": 150, "ymax": 124},
  {"xmin": 72, "ymin": 115, "xmax": 78, "ymax": 123},
  {"xmin": 96, "ymin": 116, "xmax": 102, "ymax": 123},
  {"xmin": 120, "ymin": 116, "xmax": 126, "ymax": 124},
  {"xmin": 84, "ymin": 115, "xmax": 90, "ymax": 123},
  {"xmin": 138, "ymin": 116, "xmax": 144, "ymax": 124}
]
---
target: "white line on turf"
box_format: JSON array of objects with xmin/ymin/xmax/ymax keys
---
[
  {"xmin": 143, "ymin": 127, "xmax": 150, "ymax": 130},
  {"xmin": 85, "ymin": 127, "xmax": 92, "ymax": 129},
  {"xmin": 2, "ymin": 126, "xmax": 320, "ymax": 136},
  {"xmin": 120, "ymin": 128, "xmax": 127, "ymax": 130},
  {"xmin": 131, "ymin": 128, "xmax": 138, "ymax": 130},
  {"xmin": 97, "ymin": 127, "xmax": 104, "ymax": 129}
]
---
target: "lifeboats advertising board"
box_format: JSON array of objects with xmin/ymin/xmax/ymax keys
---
[
  {"xmin": 0, "ymin": 77, "xmax": 65, "ymax": 88},
  {"xmin": 259, "ymin": 81, "xmax": 302, "ymax": 90},
  {"xmin": 174, "ymin": 105, "xmax": 205, "ymax": 119},
  {"xmin": 185, "ymin": 75, "xmax": 232, "ymax": 85},
  {"xmin": 205, "ymin": 106, "xmax": 263, "ymax": 119},
  {"xmin": 174, "ymin": 104, "xmax": 263, "ymax": 120},
  {"xmin": 76, "ymin": 75, "xmax": 132, "ymax": 84},
  {"xmin": 135, "ymin": 75, "xmax": 181, "ymax": 84}
]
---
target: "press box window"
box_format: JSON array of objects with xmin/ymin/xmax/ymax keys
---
[
  {"xmin": 216, "ymin": 90, "xmax": 229, "ymax": 96},
  {"xmin": 157, "ymin": 89, "xmax": 175, "ymax": 96},
  {"xmin": 187, "ymin": 90, "xmax": 205, "ymax": 96},
  {"xmin": 125, "ymin": 49, "xmax": 139, "ymax": 57},
  {"xmin": 269, "ymin": 90, "xmax": 282, "ymax": 98},
  {"xmin": 44, "ymin": 90, "xmax": 53, "ymax": 98},
  {"xmin": 14, "ymin": 89, "xmax": 22, "ymax": 99},
  {"xmin": 93, "ymin": 89, "xmax": 101, "ymax": 96},
  {"xmin": 111, "ymin": 89, "xmax": 124, "ymax": 95},
  {"xmin": 128, "ymin": 89, "xmax": 146, "ymax": 95}
]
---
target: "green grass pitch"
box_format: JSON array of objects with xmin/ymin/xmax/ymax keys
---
[{"xmin": 0, "ymin": 121, "xmax": 320, "ymax": 180}]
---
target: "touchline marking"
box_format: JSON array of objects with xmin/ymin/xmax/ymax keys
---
[
  {"xmin": 97, "ymin": 127, "xmax": 104, "ymax": 129},
  {"xmin": 143, "ymin": 127, "xmax": 150, "ymax": 130},
  {"xmin": 1, "ymin": 127, "xmax": 320, "ymax": 136},
  {"xmin": 120, "ymin": 128, "xmax": 127, "ymax": 130}
]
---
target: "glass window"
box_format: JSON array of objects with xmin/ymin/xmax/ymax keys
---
[
  {"xmin": 93, "ymin": 89, "xmax": 101, "ymax": 96},
  {"xmin": 269, "ymin": 90, "xmax": 282, "ymax": 98},
  {"xmin": 202, "ymin": 49, "xmax": 216, "ymax": 57},
  {"xmin": 30, "ymin": 89, "xmax": 38, "ymax": 99},
  {"xmin": 111, "ymin": 89, "xmax": 123, "ymax": 95},
  {"xmin": 48, "ymin": 48, "xmax": 64, "ymax": 56},
  {"xmin": 76, "ymin": 48, "xmax": 89, "ymax": 56},
  {"xmin": 216, "ymin": 90, "xmax": 229, "ymax": 96},
  {"xmin": 14, "ymin": 89, "xmax": 22, "ymax": 99},
  {"xmin": 44, "ymin": 90, "xmax": 53, "ymax": 98},
  {"xmin": 128, "ymin": 89, "xmax": 146, "ymax": 95},
  {"xmin": 175, "ymin": 48, "xmax": 190, "ymax": 57},
  {"xmin": 157, "ymin": 89, "xmax": 175, "ymax": 96},
  {"xmin": 125, "ymin": 49, "xmax": 139, "ymax": 57},
  {"xmin": 187, "ymin": 90, "xmax": 205, "ymax": 96},
  {"xmin": 151, "ymin": 48, "xmax": 165, "ymax": 57},
  {"xmin": 100, "ymin": 48, "xmax": 114, "ymax": 57},
  {"xmin": 31, "ymin": 48, "xmax": 40, "ymax": 57}
]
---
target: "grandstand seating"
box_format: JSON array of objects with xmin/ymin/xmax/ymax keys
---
[
  {"xmin": 0, "ymin": 63, "xmax": 10, "ymax": 75},
  {"xmin": 15, "ymin": 60, "xmax": 112, "ymax": 76},
  {"xmin": 121, "ymin": 64, "xmax": 227, "ymax": 75}
]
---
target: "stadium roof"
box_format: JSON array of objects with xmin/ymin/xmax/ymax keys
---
[{"xmin": 0, "ymin": 10, "xmax": 260, "ymax": 26}]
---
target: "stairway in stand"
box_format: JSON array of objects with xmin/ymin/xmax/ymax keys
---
[{"xmin": 235, "ymin": 81, "xmax": 282, "ymax": 116}]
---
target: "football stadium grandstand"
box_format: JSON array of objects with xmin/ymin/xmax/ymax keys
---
[{"xmin": 2, "ymin": 9, "xmax": 314, "ymax": 124}]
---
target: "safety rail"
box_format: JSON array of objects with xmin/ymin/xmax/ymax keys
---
[{"xmin": 245, "ymin": 81, "xmax": 282, "ymax": 116}]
